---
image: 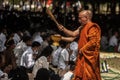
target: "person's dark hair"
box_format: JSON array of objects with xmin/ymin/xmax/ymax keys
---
[
  {"xmin": 9, "ymin": 66, "xmax": 29, "ymax": 80},
  {"xmin": 59, "ymin": 41, "xmax": 68, "ymax": 48},
  {"xmin": 32, "ymin": 41, "xmax": 41, "ymax": 47},
  {"xmin": 41, "ymin": 33, "xmax": 50, "ymax": 41},
  {"xmin": 49, "ymin": 68, "xmax": 61, "ymax": 80},
  {"xmin": 69, "ymin": 61, "xmax": 75, "ymax": 71},
  {"xmin": 39, "ymin": 45, "xmax": 53, "ymax": 57},
  {"xmin": 35, "ymin": 68, "xmax": 50, "ymax": 80},
  {"xmin": 5, "ymin": 39, "xmax": 15, "ymax": 48},
  {"xmin": 22, "ymin": 36, "xmax": 31, "ymax": 42}
]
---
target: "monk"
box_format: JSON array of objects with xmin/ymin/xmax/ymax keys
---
[{"xmin": 57, "ymin": 10, "xmax": 101, "ymax": 80}]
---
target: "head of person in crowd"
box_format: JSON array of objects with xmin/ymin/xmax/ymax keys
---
[
  {"xmin": 38, "ymin": 45, "xmax": 53, "ymax": 62},
  {"xmin": 9, "ymin": 66, "xmax": 29, "ymax": 80},
  {"xmin": 35, "ymin": 68, "xmax": 50, "ymax": 80},
  {"xmin": 6, "ymin": 31, "xmax": 15, "ymax": 40},
  {"xmin": 40, "ymin": 33, "xmax": 51, "ymax": 51},
  {"xmin": 32, "ymin": 41, "xmax": 41, "ymax": 59},
  {"xmin": 112, "ymin": 30, "xmax": 119, "ymax": 38},
  {"xmin": 5, "ymin": 39, "xmax": 15, "ymax": 49},
  {"xmin": 22, "ymin": 36, "xmax": 32, "ymax": 46},
  {"xmin": 0, "ymin": 26, "xmax": 7, "ymax": 34},
  {"xmin": 69, "ymin": 61, "xmax": 75, "ymax": 71},
  {"xmin": 41, "ymin": 32, "xmax": 51, "ymax": 43},
  {"xmin": 60, "ymin": 41, "xmax": 69, "ymax": 49},
  {"xmin": 32, "ymin": 41, "xmax": 41, "ymax": 50}
]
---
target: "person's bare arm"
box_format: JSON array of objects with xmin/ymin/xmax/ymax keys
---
[
  {"xmin": 61, "ymin": 36, "xmax": 77, "ymax": 42},
  {"xmin": 58, "ymin": 24, "xmax": 80, "ymax": 37}
]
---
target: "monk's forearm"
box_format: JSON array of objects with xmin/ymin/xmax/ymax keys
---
[
  {"xmin": 62, "ymin": 27, "xmax": 75, "ymax": 37},
  {"xmin": 58, "ymin": 24, "xmax": 77, "ymax": 37},
  {"xmin": 61, "ymin": 36, "xmax": 76, "ymax": 42}
]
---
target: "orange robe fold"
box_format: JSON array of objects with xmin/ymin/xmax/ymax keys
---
[{"xmin": 74, "ymin": 22, "xmax": 101, "ymax": 80}]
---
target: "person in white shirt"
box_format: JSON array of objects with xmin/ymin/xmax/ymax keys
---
[
  {"xmin": 20, "ymin": 41, "xmax": 41, "ymax": 72},
  {"xmin": 32, "ymin": 31, "xmax": 43, "ymax": 44},
  {"xmin": 58, "ymin": 42, "xmax": 70, "ymax": 70},
  {"xmin": 13, "ymin": 32, "xmax": 21, "ymax": 45},
  {"xmin": 57, "ymin": 42, "xmax": 71, "ymax": 77},
  {"xmin": 108, "ymin": 30, "xmax": 119, "ymax": 52},
  {"xmin": 51, "ymin": 46, "xmax": 63, "ymax": 67},
  {"xmin": 14, "ymin": 36, "xmax": 32, "ymax": 66}
]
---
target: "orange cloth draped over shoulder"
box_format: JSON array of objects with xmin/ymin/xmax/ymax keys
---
[{"xmin": 74, "ymin": 22, "xmax": 101, "ymax": 80}]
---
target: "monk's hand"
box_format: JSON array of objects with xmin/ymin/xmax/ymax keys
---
[{"xmin": 57, "ymin": 24, "xmax": 64, "ymax": 31}]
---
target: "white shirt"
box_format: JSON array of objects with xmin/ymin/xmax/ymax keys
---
[
  {"xmin": 109, "ymin": 35, "xmax": 118, "ymax": 47},
  {"xmin": 0, "ymin": 69, "xmax": 4, "ymax": 77},
  {"xmin": 70, "ymin": 41, "xmax": 78, "ymax": 51},
  {"xmin": 52, "ymin": 46, "xmax": 63, "ymax": 66},
  {"xmin": 20, "ymin": 47, "xmax": 35, "ymax": 69},
  {"xmin": 61, "ymin": 71, "xmax": 73, "ymax": 80},
  {"xmin": 0, "ymin": 33, "xmax": 6, "ymax": 52},
  {"xmin": 13, "ymin": 33, "xmax": 21, "ymax": 45},
  {"xmin": 58, "ymin": 48, "xmax": 69, "ymax": 70},
  {"xmin": 14, "ymin": 41, "xmax": 28, "ymax": 66},
  {"xmin": 69, "ymin": 41, "xmax": 78, "ymax": 61},
  {"xmin": 70, "ymin": 50, "xmax": 77, "ymax": 62},
  {"xmin": 32, "ymin": 32, "xmax": 43, "ymax": 44}
]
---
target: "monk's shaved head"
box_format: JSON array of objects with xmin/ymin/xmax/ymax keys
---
[{"xmin": 79, "ymin": 10, "xmax": 93, "ymax": 20}]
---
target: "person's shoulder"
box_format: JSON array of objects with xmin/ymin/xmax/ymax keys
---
[{"xmin": 88, "ymin": 22, "xmax": 101, "ymax": 30}]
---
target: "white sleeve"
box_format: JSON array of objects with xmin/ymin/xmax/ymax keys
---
[{"xmin": 26, "ymin": 53, "xmax": 35, "ymax": 68}]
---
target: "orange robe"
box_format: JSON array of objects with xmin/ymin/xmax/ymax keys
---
[{"xmin": 74, "ymin": 22, "xmax": 101, "ymax": 80}]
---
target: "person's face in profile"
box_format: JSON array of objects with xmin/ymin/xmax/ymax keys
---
[{"xmin": 78, "ymin": 12, "xmax": 88, "ymax": 26}]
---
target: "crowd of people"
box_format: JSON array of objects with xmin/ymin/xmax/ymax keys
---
[
  {"xmin": 0, "ymin": 5, "xmax": 120, "ymax": 80},
  {"xmin": 0, "ymin": 21, "xmax": 79, "ymax": 80}
]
